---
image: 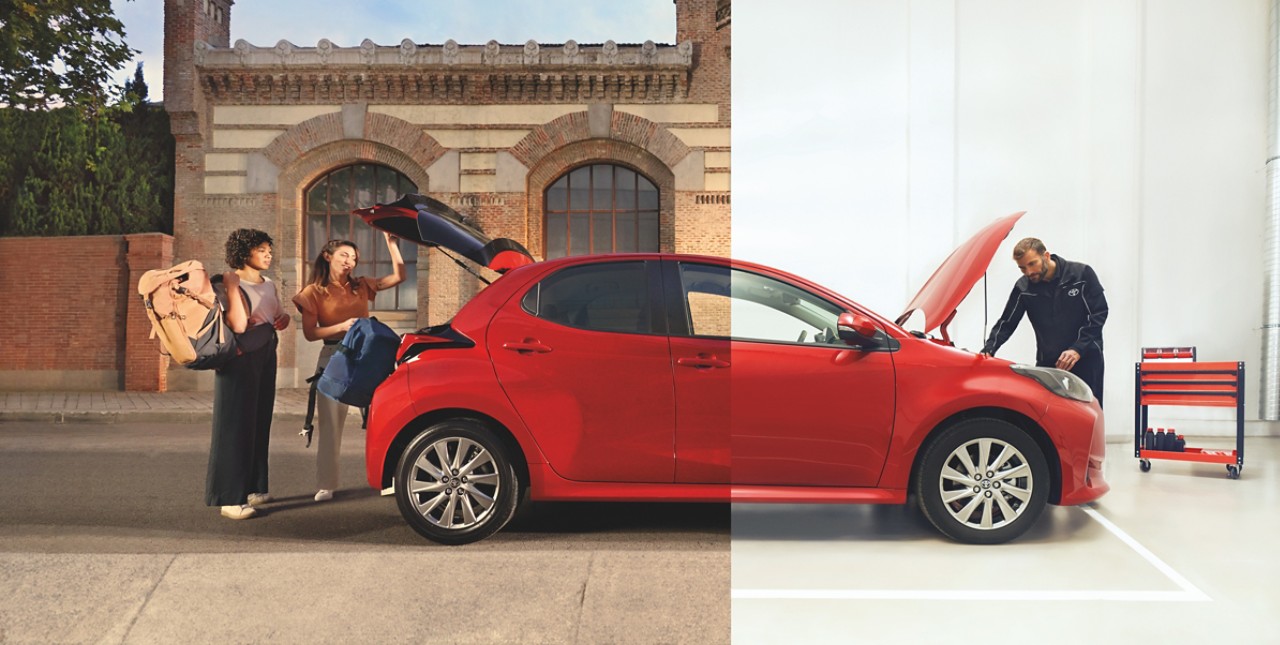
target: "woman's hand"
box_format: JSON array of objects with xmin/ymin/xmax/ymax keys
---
[
  {"xmin": 384, "ymin": 231, "xmax": 399, "ymax": 245},
  {"xmin": 273, "ymin": 314, "xmax": 291, "ymax": 330},
  {"xmin": 338, "ymin": 317, "xmax": 357, "ymax": 333}
]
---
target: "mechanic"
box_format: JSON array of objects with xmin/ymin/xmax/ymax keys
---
[{"xmin": 981, "ymin": 237, "xmax": 1109, "ymax": 407}]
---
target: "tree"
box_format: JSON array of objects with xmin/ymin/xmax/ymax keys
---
[
  {"xmin": 0, "ymin": 0, "xmax": 136, "ymax": 112},
  {"xmin": 122, "ymin": 61, "xmax": 148, "ymax": 105}
]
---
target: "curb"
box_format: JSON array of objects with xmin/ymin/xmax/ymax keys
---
[{"xmin": 0, "ymin": 411, "xmax": 307, "ymax": 425}]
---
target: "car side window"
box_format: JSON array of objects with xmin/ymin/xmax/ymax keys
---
[
  {"xmin": 522, "ymin": 262, "xmax": 651, "ymax": 334},
  {"xmin": 678, "ymin": 263, "xmax": 845, "ymax": 345}
]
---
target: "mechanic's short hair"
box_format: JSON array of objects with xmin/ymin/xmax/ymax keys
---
[{"xmin": 1012, "ymin": 237, "xmax": 1046, "ymax": 259}]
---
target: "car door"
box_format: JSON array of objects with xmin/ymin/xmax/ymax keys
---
[
  {"xmin": 487, "ymin": 259, "xmax": 676, "ymax": 483},
  {"xmin": 665, "ymin": 260, "xmax": 897, "ymax": 487}
]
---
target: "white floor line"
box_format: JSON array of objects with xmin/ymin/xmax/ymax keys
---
[
  {"xmin": 731, "ymin": 589, "xmax": 1205, "ymax": 602},
  {"xmin": 1079, "ymin": 504, "xmax": 1210, "ymax": 601},
  {"xmin": 731, "ymin": 506, "xmax": 1211, "ymax": 602}
]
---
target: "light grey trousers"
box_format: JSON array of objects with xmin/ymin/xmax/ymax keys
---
[{"xmin": 315, "ymin": 343, "xmax": 352, "ymax": 491}]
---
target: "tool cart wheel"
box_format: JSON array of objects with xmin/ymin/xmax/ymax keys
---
[
  {"xmin": 1227, "ymin": 465, "xmax": 1240, "ymax": 479},
  {"xmin": 1139, "ymin": 459, "xmax": 1151, "ymax": 472}
]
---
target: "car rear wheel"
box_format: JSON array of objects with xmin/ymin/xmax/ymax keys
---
[
  {"xmin": 395, "ymin": 419, "xmax": 519, "ymax": 545},
  {"xmin": 916, "ymin": 418, "xmax": 1049, "ymax": 544}
]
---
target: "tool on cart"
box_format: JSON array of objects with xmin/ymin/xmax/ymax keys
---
[{"xmin": 1134, "ymin": 346, "xmax": 1245, "ymax": 479}]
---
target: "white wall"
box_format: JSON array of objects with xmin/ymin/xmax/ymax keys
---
[{"xmin": 735, "ymin": 0, "xmax": 1270, "ymax": 437}]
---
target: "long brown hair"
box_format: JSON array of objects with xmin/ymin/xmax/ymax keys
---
[{"xmin": 307, "ymin": 239, "xmax": 361, "ymax": 291}]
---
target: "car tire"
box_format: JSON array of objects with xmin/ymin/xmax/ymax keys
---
[
  {"xmin": 395, "ymin": 419, "xmax": 519, "ymax": 545},
  {"xmin": 916, "ymin": 418, "xmax": 1049, "ymax": 545}
]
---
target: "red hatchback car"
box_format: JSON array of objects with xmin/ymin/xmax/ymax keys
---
[{"xmin": 357, "ymin": 196, "xmax": 1109, "ymax": 545}]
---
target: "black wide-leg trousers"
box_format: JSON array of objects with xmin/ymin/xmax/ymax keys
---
[{"xmin": 205, "ymin": 335, "xmax": 277, "ymax": 506}]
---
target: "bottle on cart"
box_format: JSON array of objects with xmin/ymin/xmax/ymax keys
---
[
  {"xmin": 1174, "ymin": 433, "xmax": 1186, "ymax": 452},
  {"xmin": 1144, "ymin": 427, "xmax": 1155, "ymax": 451},
  {"xmin": 1154, "ymin": 428, "xmax": 1166, "ymax": 450}
]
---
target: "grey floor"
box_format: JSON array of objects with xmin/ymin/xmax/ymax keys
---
[{"xmin": 731, "ymin": 437, "xmax": 1280, "ymax": 644}]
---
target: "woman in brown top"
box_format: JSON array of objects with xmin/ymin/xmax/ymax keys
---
[{"xmin": 293, "ymin": 233, "xmax": 405, "ymax": 502}]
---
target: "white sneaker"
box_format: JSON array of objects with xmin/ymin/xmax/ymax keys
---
[
  {"xmin": 247, "ymin": 493, "xmax": 273, "ymax": 506},
  {"xmin": 314, "ymin": 489, "xmax": 333, "ymax": 502},
  {"xmin": 220, "ymin": 504, "xmax": 257, "ymax": 520}
]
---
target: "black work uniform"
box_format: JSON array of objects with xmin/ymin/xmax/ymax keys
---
[{"xmin": 981, "ymin": 254, "xmax": 1108, "ymax": 406}]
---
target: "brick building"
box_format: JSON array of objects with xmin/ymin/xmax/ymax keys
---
[{"xmin": 162, "ymin": 0, "xmax": 731, "ymax": 390}]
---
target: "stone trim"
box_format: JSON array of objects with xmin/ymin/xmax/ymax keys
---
[
  {"xmin": 275, "ymin": 141, "xmax": 432, "ymax": 211},
  {"xmin": 198, "ymin": 69, "xmax": 691, "ymax": 103},
  {"xmin": 195, "ymin": 39, "xmax": 694, "ymax": 104},
  {"xmin": 261, "ymin": 110, "xmax": 446, "ymax": 173},
  {"xmin": 511, "ymin": 110, "xmax": 691, "ymax": 172},
  {"xmin": 197, "ymin": 38, "xmax": 694, "ymax": 68}
]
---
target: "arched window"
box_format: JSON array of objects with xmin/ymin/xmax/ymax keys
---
[
  {"xmin": 544, "ymin": 164, "xmax": 659, "ymax": 259},
  {"xmin": 305, "ymin": 164, "xmax": 418, "ymax": 311}
]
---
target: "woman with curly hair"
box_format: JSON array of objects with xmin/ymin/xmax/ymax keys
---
[
  {"xmin": 293, "ymin": 232, "xmax": 404, "ymax": 502},
  {"xmin": 207, "ymin": 228, "xmax": 290, "ymax": 520}
]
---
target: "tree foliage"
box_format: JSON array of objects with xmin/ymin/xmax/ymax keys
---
[
  {"xmin": 0, "ymin": 5, "xmax": 171, "ymax": 239},
  {"xmin": 0, "ymin": 100, "xmax": 175, "ymax": 237},
  {"xmin": 0, "ymin": 0, "xmax": 136, "ymax": 111}
]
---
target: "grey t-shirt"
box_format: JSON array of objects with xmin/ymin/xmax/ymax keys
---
[{"xmin": 241, "ymin": 276, "xmax": 283, "ymax": 327}]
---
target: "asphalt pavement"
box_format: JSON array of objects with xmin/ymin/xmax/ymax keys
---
[{"xmin": 0, "ymin": 420, "xmax": 730, "ymax": 644}]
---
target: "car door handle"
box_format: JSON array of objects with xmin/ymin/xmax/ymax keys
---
[
  {"xmin": 677, "ymin": 355, "xmax": 730, "ymax": 369},
  {"xmin": 502, "ymin": 340, "xmax": 552, "ymax": 354}
]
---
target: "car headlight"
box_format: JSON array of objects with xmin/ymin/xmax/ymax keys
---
[{"xmin": 1010, "ymin": 364, "xmax": 1094, "ymax": 403}]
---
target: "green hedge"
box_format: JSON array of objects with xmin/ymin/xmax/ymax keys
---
[{"xmin": 0, "ymin": 104, "xmax": 174, "ymax": 237}]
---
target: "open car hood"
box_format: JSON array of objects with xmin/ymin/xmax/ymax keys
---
[
  {"xmin": 895, "ymin": 211, "xmax": 1025, "ymax": 335},
  {"xmin": 354, "ymin": 194, "xmax": 535, "ymax": 273}
]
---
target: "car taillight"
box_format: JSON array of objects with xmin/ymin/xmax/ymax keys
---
[{"xmin": 397, "ymin": 324, "xmax": 475, "ymax": 364}]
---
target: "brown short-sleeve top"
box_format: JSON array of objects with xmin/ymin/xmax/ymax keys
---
[{"xmin": 292, "ymin": 277, "xmax": 377, "ymax": 327}]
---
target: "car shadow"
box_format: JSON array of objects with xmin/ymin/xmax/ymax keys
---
[
  {"xmin": 503, "ymin": 501, "xmax": 730, "ymax": 537},
  {"xmin": 729, "ymin": 501, "xmax": 1095, "ymax": 544}
]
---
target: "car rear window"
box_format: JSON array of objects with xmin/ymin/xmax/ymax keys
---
[{"xmin": 522, "ymin": 262, "xmax": 651, "ymax": 334}]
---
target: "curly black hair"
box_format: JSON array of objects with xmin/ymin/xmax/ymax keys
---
[{"xmin": 225, "ymin": 228, "xmax": 274, "ymax": 269}]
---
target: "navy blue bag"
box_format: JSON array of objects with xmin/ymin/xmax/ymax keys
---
[{"xmin": 317, "ymin": 317, "xmax": 401, "ymax": 408}]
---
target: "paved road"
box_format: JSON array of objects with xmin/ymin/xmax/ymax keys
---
[{"xmin": 0, "ymin": 421, "xmax": 729, "ymax": 644}]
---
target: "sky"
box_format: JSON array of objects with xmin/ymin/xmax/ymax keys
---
[{"xmin": 109, "ymin": 0, "xmax": 678, "ymax": 101}]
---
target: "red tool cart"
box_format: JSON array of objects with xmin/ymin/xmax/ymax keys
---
[{"xmin": 1134, "ymin": 346, "xmax": 1245, "ymax": 479}]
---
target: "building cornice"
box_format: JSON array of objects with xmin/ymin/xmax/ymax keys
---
[
  {"xmin": 194, "ymin": 39, "xmax": 694, "ymax": 103},
  {"xmin": 197, "ymin": 38, "xmax": 693, "ymax": 68}
]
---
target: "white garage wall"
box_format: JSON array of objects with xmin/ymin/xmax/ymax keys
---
[{"xmin": 735, "ymin": 0, "xmax": 1271, "ymax": 437}]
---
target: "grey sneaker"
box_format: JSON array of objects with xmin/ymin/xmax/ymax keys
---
[
  {"xmin": 220, "ymin": 504, "xmax": 257, "ymax": 520},
  {"xmin": 247, "ymin": 493, "xmax": 273, "ymax": 506}
]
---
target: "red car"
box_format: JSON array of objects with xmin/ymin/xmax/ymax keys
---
[{"xmin": 357, "ymin": 197, "xmax": 1109, "ymax": 545}]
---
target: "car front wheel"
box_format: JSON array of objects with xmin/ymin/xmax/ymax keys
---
[
  {"xmin": 916, "ymin": 418, "xmax": 1050, "ymax": 545},
  {"xmin": 395, "ymin": 419, "xmax": 519, "ymax": 545}
]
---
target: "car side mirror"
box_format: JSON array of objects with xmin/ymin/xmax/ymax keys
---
[{"xmin": 837, "ymin": 312, "xmax": 879, "ymax": 348}]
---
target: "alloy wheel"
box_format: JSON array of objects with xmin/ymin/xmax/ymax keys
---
[
  {"xmin": 406, "ymin": 436, "xmax": 501, "ymax": 530},
  {"xmin": 937, "ymin": 437, "xmax": 1034, "ymax": 531}
]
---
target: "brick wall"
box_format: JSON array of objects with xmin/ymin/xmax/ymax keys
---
[
  {"xmin": 0, "ymin": 234, "xmax": 173, "ymax": 391},
  {"xmin": 679, "ymin": 0, "xmax": 732, "ymax": 125}
]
